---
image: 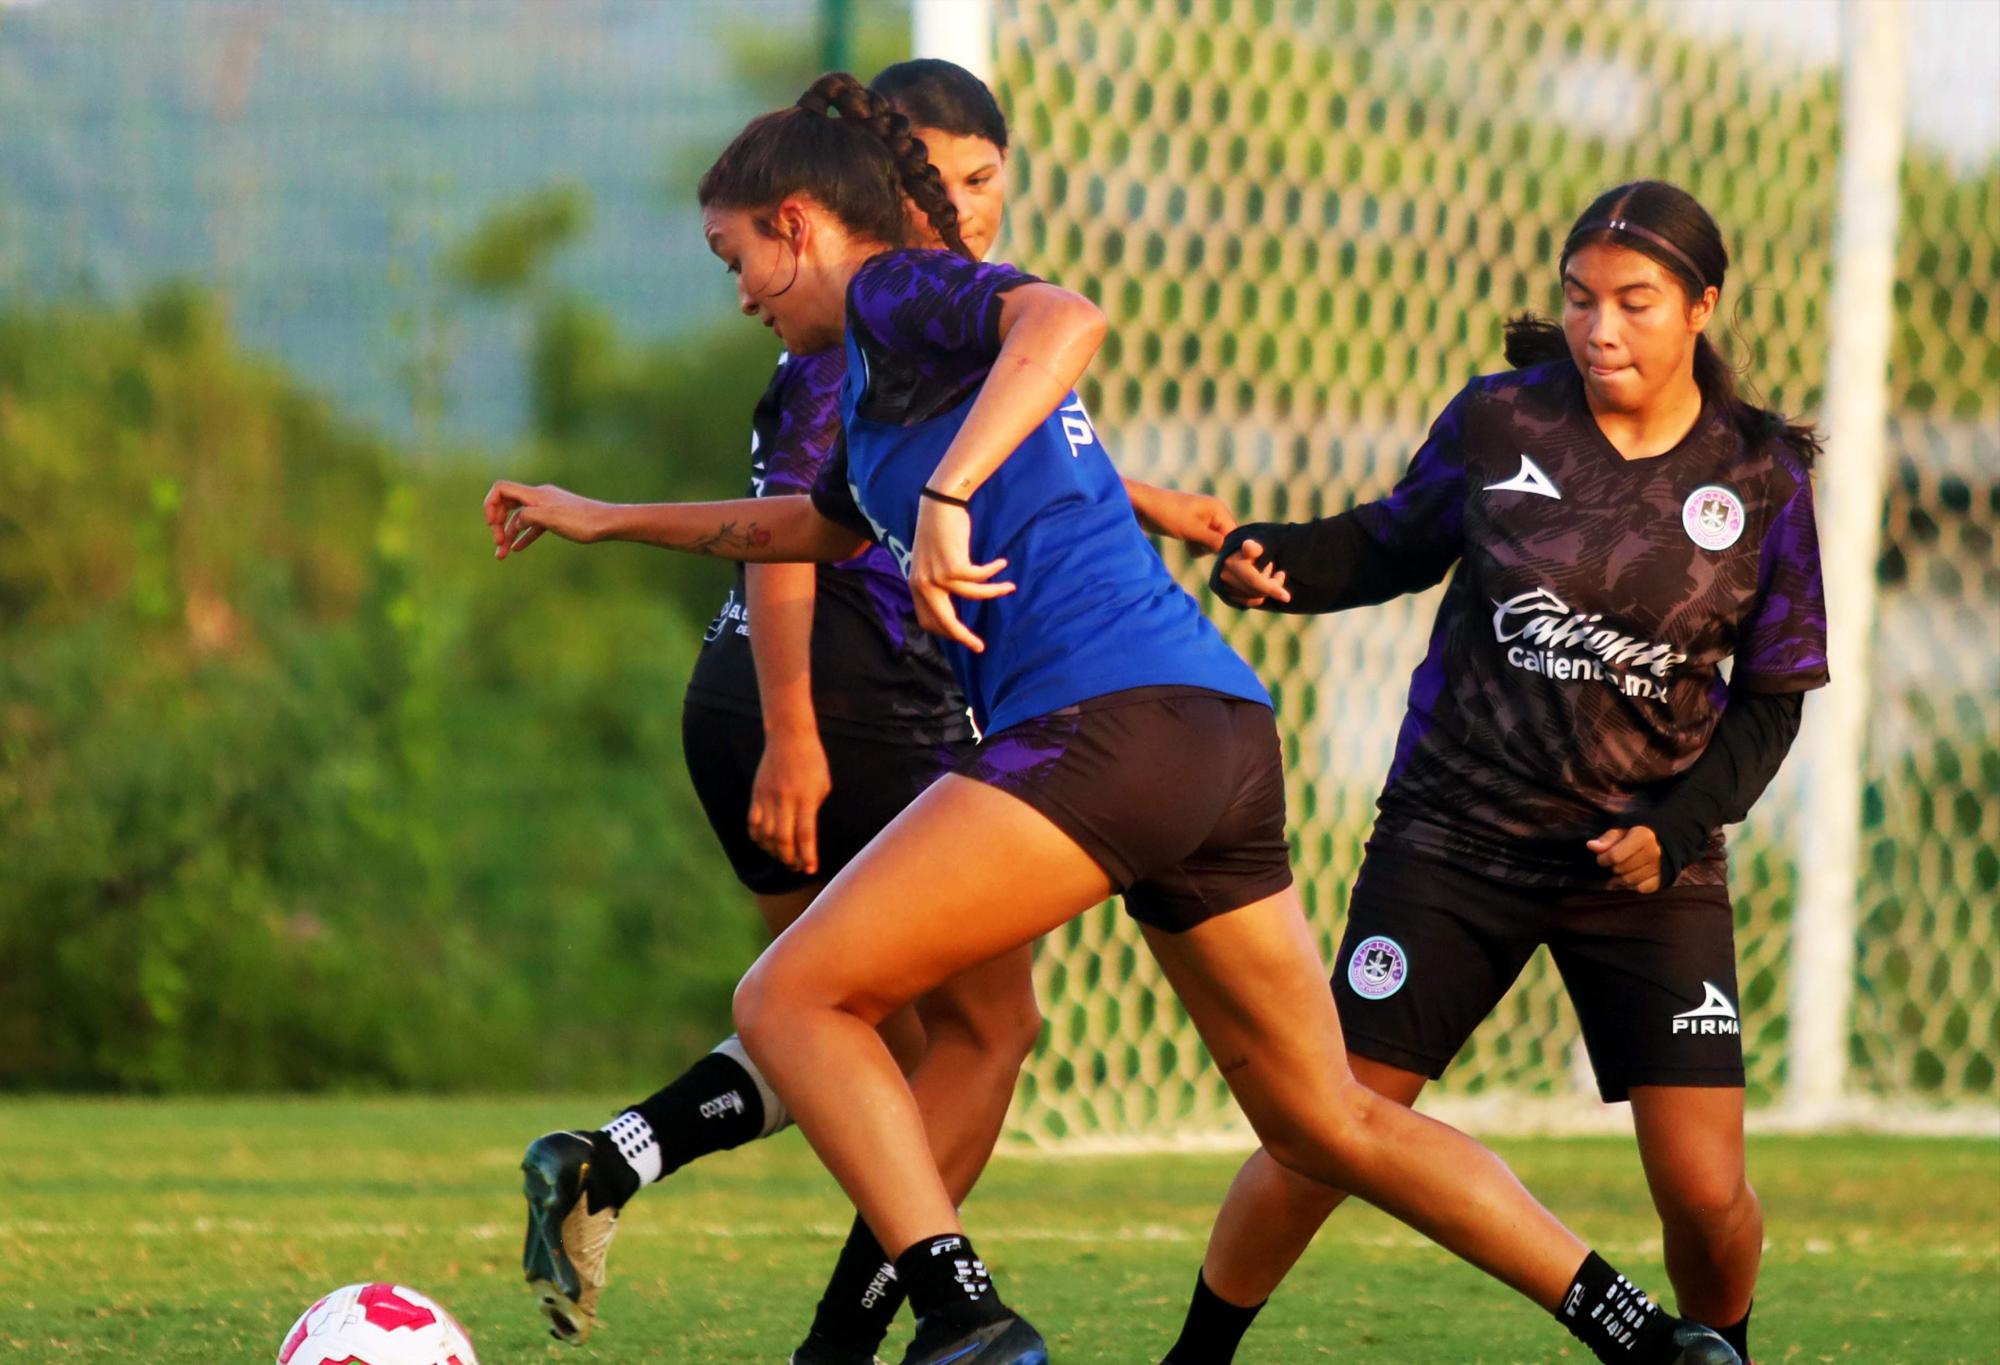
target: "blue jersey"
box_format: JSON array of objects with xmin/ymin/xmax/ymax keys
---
[{"xmin": 809, "ymin": 249, "xmax": 1268, "ymax": 735}]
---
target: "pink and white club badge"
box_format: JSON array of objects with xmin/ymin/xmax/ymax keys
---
[{"xmin": 1682, "ymin": 484, "xmax": 1745, "ymax": 551}]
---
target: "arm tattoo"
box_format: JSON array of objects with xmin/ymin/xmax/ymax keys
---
[{"xmin": 678, "ymin": 520, "xmax": 775, "ymax": 557}]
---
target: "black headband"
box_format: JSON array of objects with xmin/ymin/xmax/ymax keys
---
[
  {"xmin": 797, "ymin": 91, "xmax": 832, "ymax": 116},
  {"xmin": 1566, "ymin": 217, "xmax": 1709, "ymax": 291}
]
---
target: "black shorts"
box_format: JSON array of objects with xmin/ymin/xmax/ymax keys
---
[
  {"xmin": 682, "ymin": 701, "xmax": 971, "ymax": 896},
  {"xmin": 1332, "ymin": 844, "xmax": 1745, "ymax": 1102},
  {"xmin": 958, "ymin": 686, "xmax": 1293, "ymax": 933}
]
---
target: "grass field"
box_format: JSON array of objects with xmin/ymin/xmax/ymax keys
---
[{"xmin": 1, "ymin": 1097, "xmax": 1993, "ymax": 1363}]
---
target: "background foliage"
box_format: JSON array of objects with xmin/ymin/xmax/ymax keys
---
[{"xmin": 0, "ymin": 225, "xmax": 792, "ymax": 1090}]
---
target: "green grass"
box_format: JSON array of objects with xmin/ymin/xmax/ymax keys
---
[{"xmin": 1, "ymin": 1098, "xmax": 1993, "ymax": 1363}]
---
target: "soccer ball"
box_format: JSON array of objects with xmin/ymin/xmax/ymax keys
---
[{"xmin": 276, "ymin": 1283, "xmax": 480, "ymax": 1365}]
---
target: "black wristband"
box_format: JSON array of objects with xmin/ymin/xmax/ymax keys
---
[{"xmin": 920, "ymin": 486, "xmax": 972, "ymax": 509}]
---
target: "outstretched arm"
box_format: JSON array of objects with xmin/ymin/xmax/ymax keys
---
[
  {"xmin": 483, "ymin": 482, "xmax": 869, "ymax": 564},
  {"xmin": 1211, "ymin": 389, "xmax": 1476, "ymax": 612},
  {"xmin": 1210, "ymin": 514, "xmax": 1449, "ymax": 614},
  {"xmin": 1124, "ymin": 478, "xmax": 1235, "ymax": 555}
]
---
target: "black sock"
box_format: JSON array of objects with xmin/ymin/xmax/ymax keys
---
[
  {"xmin": 1161, "ymin": 1271, "xmax": 1264, "ymax": 1364},
  {"xmin": 1716, "ymin": 1302, "xmax": 1751, "ymax": 1358},
  {"xmin": 893, "ymin": 1233, "xmax": 1009, "ymax": 1331},
  {"xmin": 587, "ymin": 1052, "xmax": 768, "ymax": 1211},
  {"xmin": 1557, "ymin": 1252, "xmax": 1683, "ymax": 1363},
  {"xmin": 801, "ymin": 1215, "xmax": 906, "ymax": 1354}
]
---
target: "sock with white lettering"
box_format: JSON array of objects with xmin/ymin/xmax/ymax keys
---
[
  {"xmin": 1556, "ymin": 1252, "xmax": 1684, "ymax": 1363},
  {"xmin": 797, "ymin": 1215, "xmax": 906, "ymax": 1357},
  {"xmin": 587, "ymin": 1048, "xmax": 771, "ymax": 1211},
  {"xmin": 893, "ymin": 1233, "xmax": 1009, "ymax": 1332}
]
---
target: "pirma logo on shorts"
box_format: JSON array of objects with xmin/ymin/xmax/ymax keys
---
[
  {"xmin": 1670, "ymin": 982, "xmax": 1740, "ymax": 1036},
  {"xmin": 1347, "ymin": 935, "xmax": 1408, "ymax": 1000}
]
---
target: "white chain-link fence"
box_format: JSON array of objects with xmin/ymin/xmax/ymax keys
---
[{"xmin": 968, "ymin": 0, "xmax": 1999, "ymax": 1143}]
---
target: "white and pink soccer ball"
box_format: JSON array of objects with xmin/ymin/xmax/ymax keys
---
[{"xmin": 276, "ymin": 1283, "xmax": 479, "ymax": 1365}]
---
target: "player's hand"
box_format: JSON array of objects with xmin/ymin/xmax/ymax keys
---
[
  {"xmin": 1214, "ymin": 538, "xmax": 1291, "ymax": 608},
  {"xmin": 1590, "ymin": 825, "xmax": 1664, "ymax": 893},
  {"xmin": 1143, "ymin": 487, "xmax": 1237, "ymax": 555},
  {"xmin": 910, "ymin": 494, "xmax": 1015, "ymax": 653},
  {"xmin": 483, "ymin": 480, "xmax": 610, "ymax": 559},
  {"xmin": 748, "ymin": 726, "xmax": 832, "ymax": 876}
]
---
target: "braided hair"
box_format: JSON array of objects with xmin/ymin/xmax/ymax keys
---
[
  {"xmin": 1504, "ymin": 180, "xmax": 1820, "ymax": 464},
  {"xmin": 698, "ymin": 71, "xmax": 971, "ymax": 261}
]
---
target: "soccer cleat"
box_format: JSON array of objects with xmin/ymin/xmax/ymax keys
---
[
  {"xmin": 899, "ymin": 1313, "xmax": 1048, "ymax": 1365},
  {"xmin": 521, "ymin": 1130, "xmax": 619, "ymax": 1344},
  {"xmin": 1671, "ymin": 1322, "xmax": 1743, "ymax": 1365}
]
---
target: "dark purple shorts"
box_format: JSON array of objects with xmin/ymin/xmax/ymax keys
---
[
  {"xmin": 1333, "ymin": 844, "xmax": 1746, "ymax": 1102},
  {"xmin": 958, "ymin": 686, "xmax": 1294, "ymax": 932}
]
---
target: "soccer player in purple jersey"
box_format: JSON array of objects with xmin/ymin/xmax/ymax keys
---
[
  {"xmin": 488, "ymin": 81, "xmax": 1740, "ymax": 1365},
  {"xmin": 1176, "ymin": 181, "xmax": 1825, "ymax": 1365},
  {"xmin": 513, "ymin": 63, "xmax": 1233, "ymax": 1364}
]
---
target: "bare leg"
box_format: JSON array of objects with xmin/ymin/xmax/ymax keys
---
[
  {"xmin": 1199, "ymin": 1056, "xmax": 1429, "ymax": 1306},
  {"xmin": 909, "ymin": 945, "xmax": 1042, "ymax": 1200},
  {"xmin": 754, "ymin": 884, "xmax": 928, "ymax": 1074},
  {"xmin": 1141, "ymin": 889, "xmax": 1588, "ymax": 1309},
  {"xmin": 733, "ymin": 775, "xmax": 1113, "ymax": 1255},
  {"xmin": 739, "ymin": 776, "xmax": 1602, "ymax": 1310},
  {"xmin": 1630, "ymin": 1086, "xmax": 1761, "ymax": 1328}
]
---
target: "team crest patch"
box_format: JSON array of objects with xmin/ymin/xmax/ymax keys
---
[
  {"xmin": 1682, "ymin": 484, "xmax": 1745, "ymax": 551},
  {"xmin": 1347, "ymin": 935, "xmax": 1408, "ymax": 1000}
]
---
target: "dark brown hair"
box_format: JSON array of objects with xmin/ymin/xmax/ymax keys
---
[
  {"xmin": 697, "ymin": 71, "xmax": 970, "ymax": 260},
  {"xmin": 1504, "ymin": 180, "xmax": 1820, "ymax": 464},
  {"xmin": 871, "ymin": 58, "xmax": 1009, "ymax": 150}
]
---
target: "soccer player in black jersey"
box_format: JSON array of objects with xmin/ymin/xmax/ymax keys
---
[
  {"xmin": 1171, "ymin": 181, "xmax": 1825, "ymax": 1365},
  {"xmin": 515, "ymin": 62, "xmax": 1234, "ymax": 1365}
]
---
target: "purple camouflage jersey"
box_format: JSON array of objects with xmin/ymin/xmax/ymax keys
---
[
  {"xmin": 684, "ymin": 348, "xmax": 973, "ymax": 746},
  {"xmin": 1365, "ymin": 361, "xmax": 1828, "ymax": 886}
]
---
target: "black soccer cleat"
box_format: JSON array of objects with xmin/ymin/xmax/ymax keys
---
[
  {"xmin": 521, "ymin": 1129, "xmax": 619, "ymax": 1344},
  {"xmin": 899, "ymin": 1312, "xmax": 1048, "ymax": 1365},
  {"xmin": 1671, "ymin": 1322, "xmax": 1743, "ymax": 1365}
]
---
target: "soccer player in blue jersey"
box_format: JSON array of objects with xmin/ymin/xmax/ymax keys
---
[
  {"xmin": 486, "ymin": 78, "xmax": 1740, "ymax": 1365},
  {"xmin": 513, "ymin": 63, "xmax": 1233, "ymax": 1364},
  {"xmin": 1173, "ymin": 181, "xmax": 1824, "ymax": 1365}
]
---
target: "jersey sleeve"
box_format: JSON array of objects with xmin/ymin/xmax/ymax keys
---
[
  {"xmin": 759, "ymin": 351, "xmax": 847, "ymax": 497},
  {"xmin": 1733, "ymin": 476, "xmax": 1830, "ymax": 692},
  {"xmin": 1348, "ymin": 385, "xmax": 1473, "ymax": 579},
  {"xmin": 807, "ymin": 436, "xmax": 877, "ymax": 543},
  {"xmin": 848, "ymin": 250, "xmax": 1041, "ymax": 364},
  {"xmin": 1210, "ymin": 388, "xmax": 1471, "ymax": 614}
]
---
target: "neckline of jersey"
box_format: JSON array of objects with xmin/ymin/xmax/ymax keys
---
[{"xmin": 1569, "ymin": 368, "xmax": 1714, "ymax": 469}]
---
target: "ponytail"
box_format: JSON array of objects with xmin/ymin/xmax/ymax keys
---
[
  {"xmin": 1502, "ymin": 314, "xmax": 1569, "ymax": 369},
  {"xmin": 697, "ymin": 72, "xmax": 971, "ymax": 262},
  {"xmin": 801, "ymin": 73, "xmax": 971, "ymax": 259}
]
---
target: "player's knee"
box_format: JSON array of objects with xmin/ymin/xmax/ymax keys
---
[
  {"xmin": 919, "ymin": 982, "xmax": 1044, "ymax": 1070},
  {"xmin": 731, "ymin": 959, "xmax": 783, "ymax": 1050},
  {"xmin": 1658, "ymin": 1167, "xmax": 1757, "ymax": 1232},
  {"xmin": 1258, "ymin": 1086, "xmax": 1380, "ymax": 1186},
  {"xmin": 972, "ymin": 991, "xmax": 1044, "ymax": 1071}
]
